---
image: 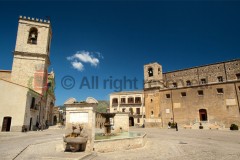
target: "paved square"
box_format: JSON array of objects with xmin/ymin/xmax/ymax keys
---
[{"xmin": 0, "ymin": 128, "xmax": 240, "ymax": 160}]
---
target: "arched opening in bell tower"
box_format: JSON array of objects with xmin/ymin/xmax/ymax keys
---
[
  {"xmin": 28, "ymin": 27, "xmax": 38, "ymax": 44},
  {"xmin": 148, "ymin": 67, "xmax": 153, "ymax": 77}
]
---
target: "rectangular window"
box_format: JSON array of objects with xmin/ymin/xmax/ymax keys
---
[
  {"xmin": 198, "ymin": 90, "xmax": 204, "ymax": 96},
  {"xmin": 201, "ymin": 78, "xmax": 206, "ymax": 84},
  {"xmin": 135, "ymin": 97, "xmax": 141, "ymax": 104},
  {"xmin": 217, "ymin": 76, "xmax": 223, "ymax": 82},
  {"xmin": 238, "ymin": 86, "xmax": 240, "ymax": 91},
  {"xmin": 112, "ymin": 98, "xmax": 118, "ymax": 104},
  {"xmin": 236, "ymin": 73, "xmax": 240, "ymax": 80},
  {"xmin": 121, "ymin": 98, "xmax": 126, "ymax": 104},
  {"xmin": 128, "ymin": 97, "xmax": 134, "ymax": 103},
  {"xmin": 31, "ymin": 97, "xmax": 35, "ymax": 109},
  {"xmin": 217, "ymin": 88, "xmax": 224, "ymax": 94},
  {"xmin": 166, "ymin": 94, "xmax": 171, "ymax": 98},
  {"xmin": 136, "ymin": 108, "xmax": 140, "ymax": 114},
  {"xmin": 181, "ymin": 92, "xmax": 186, "ymax": 97},
  {"xmin": 122, "ymin": 108, "xmax": 125, "ymax": 112}
]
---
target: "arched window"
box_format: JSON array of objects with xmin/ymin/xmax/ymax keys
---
[
  {"xmin": 28, "ymin": 27, "xmax": 38, "ymax": 44},
  {"xmin": 148, "ymin": 67, "xmax": 153, "ymax": 77}
]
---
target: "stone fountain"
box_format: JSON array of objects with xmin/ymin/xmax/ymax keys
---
[
  {"xmin": 63, "ymin": 124, "xmax": 88, "ymax": 152},
  {"xmin": 101, "ymin": 113, "xmax": 116, "ymax": 136}
]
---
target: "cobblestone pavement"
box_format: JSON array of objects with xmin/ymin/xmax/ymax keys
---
[{"xmin": 0, "ymin": 128, "xmax": 240, "ymax": 160}]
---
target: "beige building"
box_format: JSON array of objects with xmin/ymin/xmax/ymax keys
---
[
  {"xmin": 109, "ymin": 91, "xmax": 145, "ymax": 127},
  {"xmin": 0, "ymin": 16, "xmax": 55, "ymax": 132},
  {"xmin": 144, "ymin": 59, "xmax": 240, "ymax": 129}
]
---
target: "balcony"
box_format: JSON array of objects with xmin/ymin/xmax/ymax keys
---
[{"xmin": 112, "ymin": 103, "xmax": 118, "ymax": 107}]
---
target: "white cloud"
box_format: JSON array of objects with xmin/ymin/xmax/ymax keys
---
[
  {"xmin": 67, "ymin": 50, "xmax": 102, "ymax": 71},
  {"xmin": 71, "ymin": 61, "xmax": 84, "ymax": 71}
]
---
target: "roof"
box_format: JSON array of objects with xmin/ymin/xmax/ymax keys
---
[
  {"xmin": 110, "ymin": 90, "xmax": 144, "ymax": 95},
  {"xmin": 163, "ymin": 58, "xmax": 240, "ymax": 74},
  {"xmin": 0, "ymin": 78, "xmax": 41, "ymax": 96},
  {"xmin": 0, "ymin": 70, "xmax": 12, "ymax": 72}
]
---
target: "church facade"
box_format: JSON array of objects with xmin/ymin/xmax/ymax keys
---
[
  {"xmin": 0, "ymin": 16, "xmax": 55, "ymax": 132},
  {"xmin": 144, "ymin": 60, "xmax": 240, "ymax": 129}
]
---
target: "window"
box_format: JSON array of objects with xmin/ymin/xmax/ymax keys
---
[
  {"xmin": 200, "ymin": 78, "xmax": 206, "ymax": 84},
  {"xmin": 217, "ymin": 88, "xmax": 224, "ymax": 94},
  {"xmin": 28, "ymin": 27, "xmax": 38, "ymax": 44},
  {"xmin": 112, "ymin": 98, "xmax": 118, "ymax": 104},
  {"xmin": 136, "ymin": 108, "xmax": 140, "ymax": 114},
  {"xmin": 150, "ymin": 99, "xmax": 153, "ymax": 103},
  {"xmin": 217, "ymin": 76, "xmax": 223, "ymax": 82},
  {"xmin": 122, "ymin": 108, "xmax": 126, "ymax": 112},
  {"xmin": 236, "ymin": 73, "xmax": 240, "ymax": 80},
  {"xmin": 151, "ymin": 111, "xmax": 154, "ymax": 115},
  {"xmin": 181, "ymin": 92, "xmax": 186, "ymax": 97},
  {"xmin": 135, "ymin": 97, "xmax": 141, "ymax": 104},
  {"xmin": 186, "ymin": 80, "xmax": 191, "ymax": 86},
  {"xmin": 121, "ymin": 98, "xmax": 126, "ymax": 104},
  {"xmin": 198, "ymin": 90, "xmax": 204, "ymax": 96},
  {"xmin": 128, "ymin": 97, "xmax": 134, "ymax": 103},
  {"xmin": 30, "ymin": 97, "xmax": 35, "ymax": 109},
  {"xmin": 158, "ymin": 68, "xmax": 161, "ymax": 75},
  {"xmin": 238, "ymin": 86, "xmax": 240, "ymax": 91},
  {"xmin": 148, "ymin": 68, "xmax": 153, "ymax": 77},
  {"xmin": 166, "ymin": 94, "xmax": 171, "ymax": 98},
  {"xmin": 173, "ymin": 82, "xmax": 177, "ymax": 88}
]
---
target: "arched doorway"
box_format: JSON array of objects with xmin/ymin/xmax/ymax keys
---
[
  {"xmin": 199, "ymin": 109, "xmax": 208, "ymax": 121},
  {"xmin": 2, "ymin": 117, "xmax": 12, "ymax": 132},
  {"xmin": 53, "ymin": 116, "xmax": 57, "ymax": 125},
  {"xmin": 129, "ymin": 117, "xmax": 134, "ymax": 126}
]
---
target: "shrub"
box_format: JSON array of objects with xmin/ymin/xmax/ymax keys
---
[{"xmin": 230, "ymin": 124, "xmax": 239, "ymax": 130}]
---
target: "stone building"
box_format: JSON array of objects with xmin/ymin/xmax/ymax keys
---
[
  {"xmin": 144, "ymin": 59, "xmax": 240, "ymax": 129},
  {"xmin": 0, "ymin": 16, "xmax": 55, "ymax": 132},
  {"xmin": 109, "ymin": 91, "xmax": 145, "ymax": 127}
]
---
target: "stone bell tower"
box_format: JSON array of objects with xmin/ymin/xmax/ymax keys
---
[
  {"xmin": 11, "ymin": 16, "xmax": 52, "ymax": 94},
  {"xmin": 144, "ymin": 62, "xmax": 163, "ymax": 89}
]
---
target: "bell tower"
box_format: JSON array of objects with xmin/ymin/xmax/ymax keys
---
[
  {"xmin": 11, "ymin": 16, "xmax": 52, "ymax": 94},
  {"xmin": 144, "ymin": 62, "xmax": 163, "ymax": 89}
]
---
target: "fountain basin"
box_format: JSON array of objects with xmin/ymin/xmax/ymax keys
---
[
  {"xmin": 94, "ymin": 132, "xmax": 147, "ymax": 152},
  {"xmin": 63, "ymin": 136, "xmax": 88, "ymax": 152}
]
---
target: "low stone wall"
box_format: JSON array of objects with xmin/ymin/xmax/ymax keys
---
[{"xmin": 94, "ymin": 133, "xmax": 147, "ymax": 152}]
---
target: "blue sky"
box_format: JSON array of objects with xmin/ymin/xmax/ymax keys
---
[{"xmin": 0, "ymin": 1, "xmax": 240, "ymax": 105}]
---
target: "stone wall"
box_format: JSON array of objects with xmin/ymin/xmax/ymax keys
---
[
  {"xmin": 144, "ymin": 59, "xmax": 240, "ymax": 128},
  {"xmin": 113, "ymin": 113, "xmax": 129, "ymax": 133},
  {"xmin": 0, "ymin": 80, "xmax": 33, "ymax": 131},
  {"xmin": 94, "ymin": 133, "xmax": 147, "ymax": 152}
]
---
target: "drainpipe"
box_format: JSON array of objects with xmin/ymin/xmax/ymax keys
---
[{"xmin": 171, "ymin": 89, "xmax": 175, "ymax": 123}]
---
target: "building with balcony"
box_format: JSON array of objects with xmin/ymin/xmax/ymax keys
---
[{"xmin": 109, "ymin": 91, "xmax": 145, "ymax": 126}]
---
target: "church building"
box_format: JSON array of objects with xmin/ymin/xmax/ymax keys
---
[{"xmin": 0, "ymin": 16, "xmax": 55, "ymax": 132}]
